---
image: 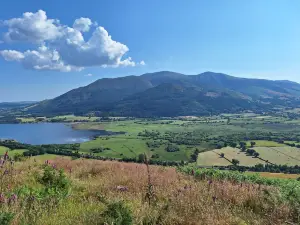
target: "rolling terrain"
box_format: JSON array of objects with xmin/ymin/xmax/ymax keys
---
[{"xmin": 26, "ymin": 71, "xmax": 300, "ymax": 116}]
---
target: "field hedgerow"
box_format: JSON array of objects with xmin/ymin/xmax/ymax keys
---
[{"xmin": 0, "ymin": 156, "xmax": 298, "ymax": 224}]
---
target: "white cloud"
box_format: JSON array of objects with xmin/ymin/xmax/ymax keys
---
[
  {"xmin": 0, "ymin": 46, "xmax": 82, "ymax": 72},
  {"xmin": 140, "ymin": 60, "xmax": 146, "ymax": 66},
  {"xmin": 0, "ymin": 50, "xmax": 24, "ymax": 61},
  {"xmin": 85, "ymin": 73, "xmax": 93, "ymax": 77},
  {"xmin": 0, "ymin": 10, "xmax": 143, "ymax": 72},
  {"xmin": 3, "ymin": 10, "xmax": 62, "ymax": 43},
  {"xmin": 73, "ymin": 17, "xmax": 92, "ymax": 32}
]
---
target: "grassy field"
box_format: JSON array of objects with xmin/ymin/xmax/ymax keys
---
[
  {"xmin": 197, "ymin": 145, "xmax": 300, "ymax": 167},
  {"xmin": 0, "ymin": 157, "xmax": 298, "ymax": 224},
  {"xmin": 80, "ymin": 135, "xmax": 193, "ymax": 161},
  {"xmin": 0, "ymin": 146, "xmax": 27, "ymax": 156},
  {"xmin": 246, "ymin": 171, "xmax": 300, "ymax": 179},
  {"xmin": 8, "ymin": 113, "xmax": 300, "ymax": 166},
  {"xmin": 70, "ymin": 115, "xmax": 300, "ymax": 164},
  {"xmin": 254, "ymin": 146, "xmax": 300, "ymax": 166},
  {"xmin": 246, "ymin": 140, "xmax": 286, "ymax": 147},
  {"xmin": 197, "ymin": 150, "xmax": 232, "ymax": 166},
  {"xmin": 52, "ymin": 115, "xmax": 99, "ymax": 122},
  {"xmin": 31, "ymin": 154, "xmax": 72, "ymax": 161},
  {"xmin": 197, "ymin": 147, "xmax": 264, "ymax": 167}
]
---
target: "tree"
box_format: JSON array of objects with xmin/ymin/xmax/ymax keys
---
[
  {"xmin": 229, "ymin": 142, "xmax": 237, "ymax": 148},
  {"xmin": 239, "ymin": 142, "xmax": 246, "ymax": 148},
  {"xmin": 241, "ymin": 146, "xmax": 246, "ymax": 152},
  {"xmin": 250, "ymin": 141, "xmax": 256, "ymax": 147},
  {"xmin": 232, "ymin": 159, "xmax": 240, "ymax": 166},
  {"xmin": 253, "ymin": 152, "xmax": 260, "ymax": 158},
  {"xmin": 138, "ymin": 153, "xmax": 145, "ymax": 163},
  {"xmin": 246, "ymin": 149, "xmax": 255, "ymax": 156},
  {"xmin": 190, "ymin": 148, "xmax": 200, "ymax": 162},
  {"xmin": 220, "ymin": 153, "xmax": 225, "ymax": 158}
]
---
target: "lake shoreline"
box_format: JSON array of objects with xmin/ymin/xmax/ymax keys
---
[{"xmin": 0, "ymin": 123, "xmax": 122, "ymax": 145}]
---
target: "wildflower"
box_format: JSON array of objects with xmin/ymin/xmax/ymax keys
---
[
  {"xmin": 0, "ymin": 193, "xmax": 6, "ymax": 203},
  {"xmin": 4, "ymin": 151, "xmax": 8, "ymax": 160},
  {"xmin": 3, "ymin": 169, "xmax": 9, "ymax": 175},
  {"xmin": 28, "ymin": 195, "xmax": 35, "ymax": 202},
  {"xmin": 191, "ymin": 169, "xmax": 195, "ymax": 176},
  {"xmin": 116, "ymin": 185, "xmax": 128, "ymax": 192},
  {"xmin": 212, "ymin": 196, "xmax": 217, "ymax": 202},
  {"xmin": 52, "ymin": 164, "xmax": 57, "ymax": 169},
  {"xmin": 208, "ymin": 180, "xmax": 213, "ymax": 185},
  {"xmin": 8, "ymin": 194, "xmax": 17, "ymax": 204}
]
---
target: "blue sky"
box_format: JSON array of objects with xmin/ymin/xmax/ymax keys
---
[{"xmin": 1, "ymin": 0, "xmax": 300, "ymax": 101}]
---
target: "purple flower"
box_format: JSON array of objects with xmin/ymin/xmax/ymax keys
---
[
  {"xmin": 3, "ymin": 169, "xmax": 9, "ymax": 175},
  {"xmin": 212, "ymin": 196, "xmax": 217, "ymax": 202},
  {"xmin": 29, "ymin": 195, "xmax": 35, "ymax": 202},
  {"xmin": 8, "ymin": 194, "xmax": 17, "ymax": 204}
]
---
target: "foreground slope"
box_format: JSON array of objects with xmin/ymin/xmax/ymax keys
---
[
  {"xmin": 28, "ymin": 71, "xmax": 300, "ymax": 116},
  {"xmin": 1, "ymin": 157, "xmax": 298, "ymax": 224}
]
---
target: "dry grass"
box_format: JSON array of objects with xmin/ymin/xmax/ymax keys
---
[
  {"xmin": 1, "ymin": 158, "xmax": 297, "ymax": 225},
  {"xmin": 246, "ymin": 171, "xmax": 300, "ymax": 179}
]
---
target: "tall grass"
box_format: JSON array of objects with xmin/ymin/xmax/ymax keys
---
[
  {"xmin": 0, "ymin": 157, "xmax": 298, "ymax": 224},
  {"xmin": 180, "ymin": 165, "xmax": 300, "ymax": 222}
]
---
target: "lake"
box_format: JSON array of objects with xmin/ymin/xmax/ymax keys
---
[{"xmin": 0, "ymin": 123, "xmax": 111, "ymax": 145}]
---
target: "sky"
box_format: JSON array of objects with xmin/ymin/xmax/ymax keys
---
[{"xmin": 1, "ymin": 0, "xmax": 300, "ymax": 101}]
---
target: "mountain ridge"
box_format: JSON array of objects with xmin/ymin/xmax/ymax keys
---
[{"xmin": 26, "ymin": 71, "xmax": 300, "ymax": 116}]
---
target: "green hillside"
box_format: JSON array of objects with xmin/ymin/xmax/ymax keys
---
[{"xmin": 26, "ymin": 71, "xmax": 300, "ymax": 116}]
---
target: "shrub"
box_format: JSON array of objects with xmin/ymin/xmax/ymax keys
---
[
  {"xmin": 0, "ymin": 212, "xmax": 14, "ymax": 225},
  {"xmin": 13, "ymin": 152, "xmax": 24, "ymax": 161},
  {"xmin": 37, "ymin": 165, "xmax": 70, "ymax": 190},
  {"xmin": 102, "ymin": 201, "xmax": 133, "ymax": 225},
  {"xmin": 165, "ymin": 144, "xmax": 179, "ymax": 152}
]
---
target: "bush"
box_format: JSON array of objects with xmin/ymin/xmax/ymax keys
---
[
  {"xmin": 102, "ymin": 201, "xmax": 133, "ymax": 225},
  {"xmin": 165, "ymin": 144, "xmax": 179, "ymax": 152},
  {"xmin": 0, "ymin": 212, "xmax": 14, "ymax": 225},
  {"xmin": 13, "ymin": 152, "xmax": 24, "ymax": 161},
  {"xmin": 37, "ymin": 165, "xmax": 70, "ymax": 191}
]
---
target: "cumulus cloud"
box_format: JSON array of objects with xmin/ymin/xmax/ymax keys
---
[
  {"xmin": 85, "ymin": 73, "xmax": 93, "ymax": 77},
  {"xmin": 73, "ymin": 17, "xmax": 92, "ymax": 32},
  {"xmin": 3, "ymin": 10, "xmax": 62, "ymax": 43},
  {"xmin": 0, "ymin": 50, "xmax": 24, "ymax": 61},
  {"xmin": 0, "ymin": 10, "xmax": 144, "ymax": 72},
  {"xmin": 1, "ymin": 46, "xmax": 82, "ymax": 72},
  {"xmin": 140, "ymin": 60, "xmax": 146, "ymax": 66}
]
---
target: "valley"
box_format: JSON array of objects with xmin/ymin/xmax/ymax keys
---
[{"xmin": 1, "ymin": 111, "xmax": 300, "ymax": 172}]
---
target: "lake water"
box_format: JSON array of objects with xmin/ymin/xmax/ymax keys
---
[{"xmin": 0, "ymin": 123, "xmax": 111, "ymax": 145}]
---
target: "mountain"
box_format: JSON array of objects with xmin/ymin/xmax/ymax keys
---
[
  {"xmin": 0, "ymin": 101, "xmax": 37, "ymax": 109},
  {"xmin": 31, "ymin": 76, "xmax": 153, "ymax": 114},
  {"xmin": 27, "ymin": 71, "xmax": 300, "ymax": 116}
]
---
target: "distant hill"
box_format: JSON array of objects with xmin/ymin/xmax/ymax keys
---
[
  {"xmin": 27, "ymin": 71, "xmax": 300, "ymax": 116},
  {"xmin": 0, "ymin": 101, "xmax": 37, "ymax": 109}
]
